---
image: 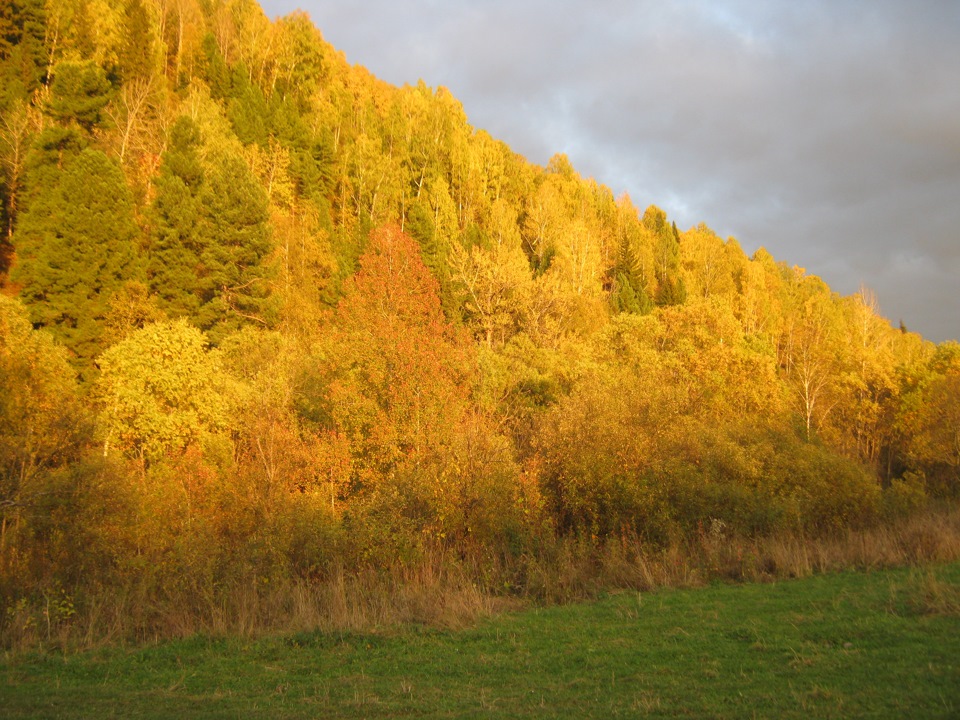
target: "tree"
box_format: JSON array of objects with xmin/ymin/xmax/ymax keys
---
[
  {"xmin": 322, "ymin": 225, "xmax": 470, "ymax": 487},
  {"xmin": 12, "ymin": 147, "xmax": 141, "ymax": 371},
  {"xmin": 118, "ymin": 0, "xmax": 156, "ymax": 83},
  {"xmin": 318, "ymin": 224, "xmax": 520, "ymax": 546},
  {"xmin": 899, "ymin": 343, "xmax": 960, "ymax": 496},
  {"xmin": 271, "ymin": 203, "xmax": 337, "ymax": 335},
  {"xmin": 0, "ymin": 296, "xmax": 85, "ymax": 562},
  {"xmin": 779, "ymin": 272, "xmax": 843, "ymax": 440},
  {"xmin": 450, "ymin": 229, "xmax": 532, "ymax": 347},
  {"xmin": 0, "ymin": 98, "xmax": 40, "ymax": 255},
  {"xmin": 94, "ymin": 319, "xmax": 230, "ymax": 463},
  {"xmin": 831, "ymin": 287, "xmax": 899, "ymax": 469},
  {"xmin": 194, "ymin": 148, "xmax": 274, "ymax": 341},
  {"xmin": 642, "ymin": 206, "xmax": 686, "ymax": 306},
  {"xmin": 147, "ymin": 116, "xmax": 205, "ymax": 320},
  {"xmin": 147, "ymin": 116, "xmax": 275, "ymax": 343},
  {"xmin": 680, "ymin": 223, "xmax": 739, "ymax": 300},
  {"xmin": 104, "ymin": 76, "xmax": 159, "ymax": 165},
  {"xmin": 0, "ymin": 0, "xmax": 48, "ymax": 104},
  {"xmin": 46, "ymin": 61, "xmax": 113, "ymax": 131}
]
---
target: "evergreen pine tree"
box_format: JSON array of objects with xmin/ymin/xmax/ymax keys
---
[
  {"xmin": 118, "ymin": 0, "xmax": 154, "ymax": 83},
  {"xmin": 0, "ymin": 0, "xmax": 48, "ymax": 106},
  {"xmin": 12, "ymin": 148, "xmax": 141, "ymax": 372},
  {"xmin": 195, "ymin": 150, "xmax": 273, "ymax": 341},
  {"xmin": 227, "ymin": 66, "xmax": 269, "ymax": 146},
  {"xmin": 147, "ymin": 117, "xmax": 273, "ymax": 343},
  {"xmin": 199, "ymin": 33, "xmax": 231, "ymax": 100},
  {"xmin": 610, "ymin": 222, "xmax": 653, "ymax": 315},
  {"xmin": 46, "ymin": 61, "xmax": 113, "ymax": 131},
  {"xmin": 644, "ymin": 206, "xmax": 685, "ymax": 307},
  {"xmin": 147, "ymin": 116, "xmax": 205, "ymax": 321}
]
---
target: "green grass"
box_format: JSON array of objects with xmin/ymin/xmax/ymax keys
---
[{"xmin": 3, "ymin": 564, "xmax": 960, "ymax": 719}]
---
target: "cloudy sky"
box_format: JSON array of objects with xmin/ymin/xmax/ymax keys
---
[{"xmin": 258, "ymin": 0, "xmax": 960, "ymax": 343}]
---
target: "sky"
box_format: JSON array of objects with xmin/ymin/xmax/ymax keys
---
[{"xmin": 257, "ymin": 0, "xmax": 960, "ymax": 343}]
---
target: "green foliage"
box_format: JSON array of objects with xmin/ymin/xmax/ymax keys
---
[
  {"xmin": 227, "ymin": 67, "xmax": 269, "ymax": 145},
  {"xmin": 17, "ymin": 127, "xmax": 86, "ymax": 209},
  {"xmin": 118, "ymin": 0, "xmax": 155, "ymax": 83},
  {"xmin": 147, "ymin": 116, "xmax": 274, "ymax": 342},
  {"xmin": 46, "ymin": 61, "xmax": 113, "ymax": 131},
  {"xmin": 12, "ymin": 147, "xmax": 141, "ymax": 370},
  {"xmin": 882, "ymin": 473, "xmax": 928, "ymax": 521},
  {"xmin": 199, "ymin": 34, "xmax": 231, "ymax": 99},
  {"xmin": 0, "ymin": 0, "xmax": 47, "ymax": 106},
  {"xmin": 195, "ymin": 149, "xmax": 274, "ymax": 340},
  {"xmin": 610, "ymin": 269, "xmax": 652, "ymax": 315},
  {"xmin": 147, "ymin": 117, "xmax": 204, "ymax": 319}
]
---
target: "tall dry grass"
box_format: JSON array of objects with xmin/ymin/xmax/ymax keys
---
[{"xmin": 4, "ymin": 505, "xmax": 960, "ymax": 652}]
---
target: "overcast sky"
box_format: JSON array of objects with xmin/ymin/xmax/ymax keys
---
[{"xmin": 258, "ymin": 0, "xmax": 959, "ymax": 343}]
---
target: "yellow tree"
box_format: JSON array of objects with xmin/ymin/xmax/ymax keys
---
[
  {"xmin": 94, "ymin": 319, "xmax": 231, "ymax": 464},
  {"xmin": 736, "ymin": 247, "xmax": 784, "ymax": 342},
  {"xmin": 779, "ymin": 272, "xmax": 844, "ymax": 440},
  {"xmin": 522, "ymin": 179, "xmax": 565, "ymax": 275},
  {"xmin": 270, "ymin": 203, "xmax": 336, "ymax": 337},
  {"xmin": 831, "ymin": 287, "xmax": 900, "ymax": 467},
  {"xmin": 679, "ymin": 223, "xmax": 744, "ymax": 301},
  {"xmin": 450, "ymin": 232, "xmax": 533, "ymax": 347},
  {"xmin": 0, "ymin": 296, "xmax": 85, "ymax": 561},
  {"xmin": 898, "ymin": 342, "xmax": 960, "ymax": 496}
]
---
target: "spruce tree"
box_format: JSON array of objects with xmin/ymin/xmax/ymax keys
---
[
  {"xmin": 46, "ymin": 61, "xmax": 112, "ymax": 131},
  {"xmin": 147, "ymin": 117, "xmax": 205, "ymax": 320},
  {"xmin": 196, "ymin": 150, "xmax": 273, "ymax": 341},
  {"xmin": 610, "ymin": 224, "xmax": 653, "ymax": 315},
  {"xmin": 118, "ymin": 0, "xmax": 155, "ymax": 83},
  {"xmin": 147, "ymin": 117, "xmax": 273, "ymax": 343},
  {"xmin": 0, "ymin": 0, "xmax": 48, "ymax": 107},
  {"xmin": 12, "ymin": 148, "xmax": 141, "ymax": 372}
]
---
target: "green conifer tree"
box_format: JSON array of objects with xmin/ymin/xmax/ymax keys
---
[
  {"xmin": 609, "ymin": 223, "xmax": 653, "ymax": 315},
  {"xmin": 118, "ymin": 0, "xmax": 155, "ymax": 83},
  {"xmin": 147, "ymin": 116, "xmax": 204, "ymax": 320},
  {"xmin": 147, "ymin": 117, "xmax": 273, "ymax": 343},
  {"xmin": 12, "ymin": 148, "xmax": 141, "ymax": 372},
  {"xmin": 199, "ymin": 33, "xmax": 231, "ymax": 100},
  {"xmin": 195, "ymin": 150, "xmax": 273, "ymax": 341},
  {"xmin": 46, "ymin": 61, "xmax": 113, "ymax": 131},
  {"xmin": 0, "ymin": 0, "xmax": 48, "ymax": 106}
]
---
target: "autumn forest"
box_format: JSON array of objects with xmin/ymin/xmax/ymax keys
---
[{"xmin": 1, "ymin": 0, "xmax": 958, "ymax": 645}]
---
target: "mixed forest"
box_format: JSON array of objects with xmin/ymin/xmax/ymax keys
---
[{"xmin": 1, "ymin": 0, "xmax": 959, "ymax": 644}]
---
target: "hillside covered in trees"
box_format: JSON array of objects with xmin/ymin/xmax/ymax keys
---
[{"xmin": 1, "ymin": 0, "xmax": 958, "ymax": 643}]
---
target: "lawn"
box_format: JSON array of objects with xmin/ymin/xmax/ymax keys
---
[{"xmin": 3, "ymin": 563, "xmax": 959, "ymax": 718}]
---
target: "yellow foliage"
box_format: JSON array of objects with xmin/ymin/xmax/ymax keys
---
[{"xmin": 94, "ymin": 320, "xmax": 231, "ymax": 462}]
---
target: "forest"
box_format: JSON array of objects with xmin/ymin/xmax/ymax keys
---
[{"xmin": 1, "ymin": 0, "xmax": 958, "ymax": 646}]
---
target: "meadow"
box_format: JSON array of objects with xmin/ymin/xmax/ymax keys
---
[{"xmin": 3, "ymin": 561, "xmax": 959, "ymax": 719}]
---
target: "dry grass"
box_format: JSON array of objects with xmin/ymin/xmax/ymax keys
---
[
  {"xmin": 4, "ymin": 505, "xmax": 960, "ymax": 652},
  {"xmin": 518, "ymin": 503, "xmax": 960, "ymax": 601},
  {"xmin": 895, "ymin": 567, "xmax": 960, "ymax": 617}
]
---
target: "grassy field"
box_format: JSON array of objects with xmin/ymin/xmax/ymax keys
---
[{"xmin": 2, "ymin": 563, "xmax": 959, "ymax": 719}]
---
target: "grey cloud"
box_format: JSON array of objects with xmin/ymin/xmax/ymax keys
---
[{"xmin": 261, "ymin": 0, "xmax": 960, "ymax": 342}]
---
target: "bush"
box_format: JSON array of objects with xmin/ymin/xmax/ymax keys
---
[{"xmin": 883, "ymin": 473, "xmax": 928, "ymax": 521}]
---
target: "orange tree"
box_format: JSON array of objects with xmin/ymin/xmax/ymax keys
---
[{"xmin": 311, "ymin": 224, "xmax": 519, "ymax": 559}]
